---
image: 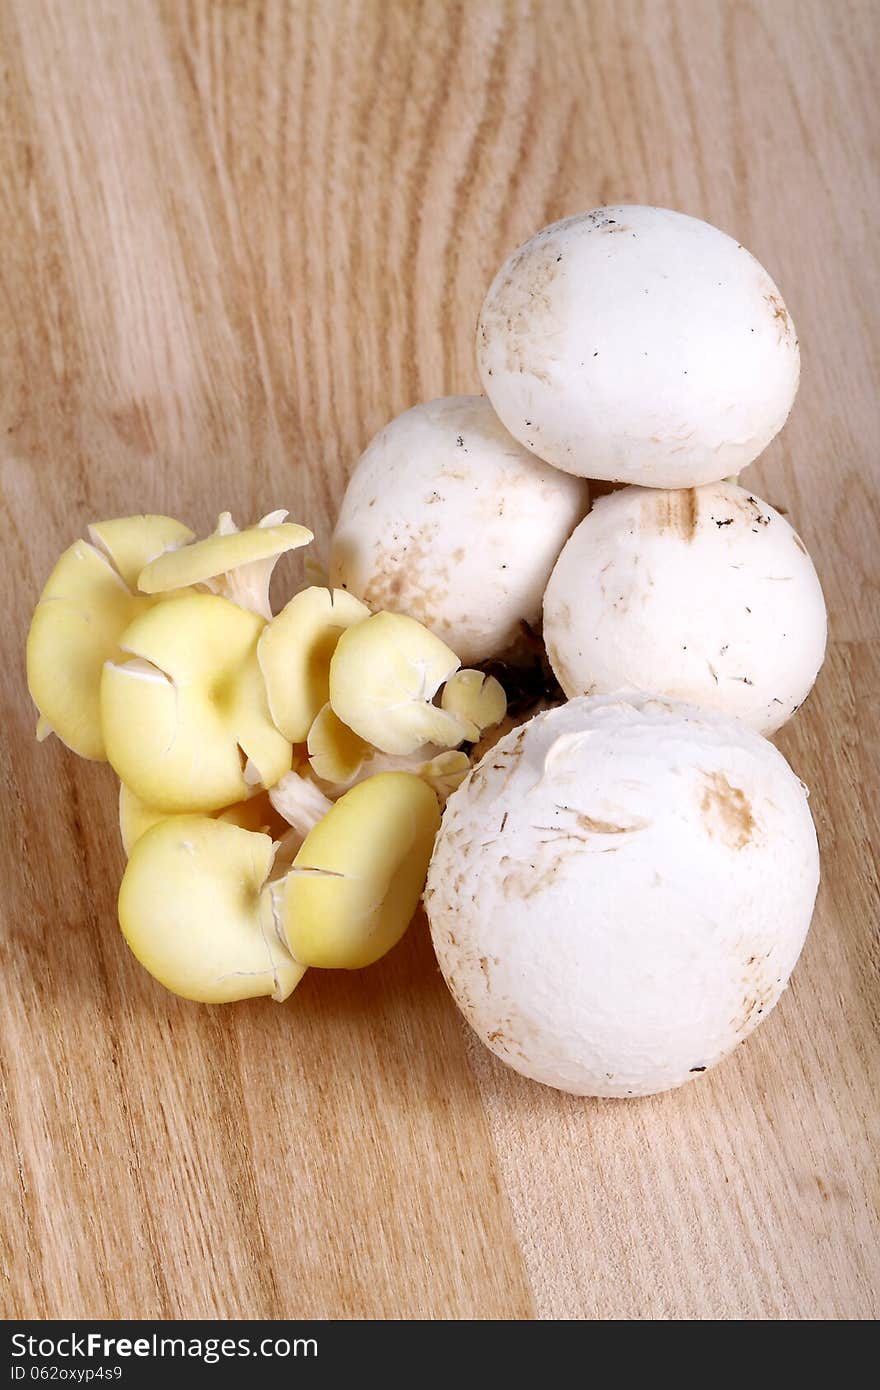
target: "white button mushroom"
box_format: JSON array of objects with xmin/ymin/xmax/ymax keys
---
[
  {"xmin": 329, "ymin": 396, "xmax": 588, "ymax": 664},
  {"xmin": 425, "ymin": 695, "xmax": 819, "ymax": 1098},
  {"xmin": 477, "ymin": 206, "xmax": 800, "ymax": 487},
  {"xmin": 543, "ymin": 481, "xmax": 826, "ymax": 735}
]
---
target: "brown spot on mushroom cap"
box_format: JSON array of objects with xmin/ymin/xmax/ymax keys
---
[
  {"xmin": 501, "ymin": 860, "xmax": 558, "ymax": 901},
  {"xmin": 345, "ymin": 521, "xmax": 448, "ymax": 630},
  {"xmin": 731, "ymin": 975, "xmax": 778, "ymax": 1036},
  {"xmin": 546, "ymin": 805, "xmax": 651, "ymax": 837},
  {"xmin": 532, "ymin": 804, "xmax": 649, "ymax": 865},
  {"xmin": 700, "ymin": 772, "xmax": 755, "ymax": 849},
  {"xmin": 765, "ymin": 292, "xmax": 794, "ymax": 344},
  {"xmin": 480, "ymin": 237, "xmax": 563, "ymax": 380},
  {"xmin": 366, "ymin": 567, "xmax": 405, "ymax": 605},
  {"xmin": 484, "ymin": 1025, "xmax": 528, "ymax": 1062},
  {"xmin": 572, "ymin": 812, "xmax": 638, "ymax": 835},
  {"xmin": 642, "ymin": 488, "xmax": 699, "ymax": 541}
]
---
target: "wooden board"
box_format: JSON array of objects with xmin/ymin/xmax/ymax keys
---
[{"xmin": 1, "ymin": 0, "xmax": 877, "ymax": 1321}]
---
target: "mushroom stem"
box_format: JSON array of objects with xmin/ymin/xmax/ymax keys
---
[{"xmin": 269, "ymin": 770, "xmax": 334, "ymax": 835}]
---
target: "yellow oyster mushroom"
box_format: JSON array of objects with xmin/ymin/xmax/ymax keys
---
[
  {"xmin": 307, "ymin": 703, "xmax": 370, "ymax": 785},
  {"xmin": 139, "ymin": 509, "xmax": 312, "ymax": 619},
  {"xmin": 276, "ymin": 772, "xmax": 440, "ymax": 969},
  {"xmin": 118, "ymin": 782, "xmax": 289, "ymax": 855},
  {"xmin": 26, "ymin": 515, "xmax": 194, "ymax": 760},
  {"xmin": 417, "ymin": 750, "xmax": 471, "ymax": 800},
  {"xmin": 118, "ymin": 816, "xmax": 305, "ymax": 1003},
  {"xmin": 328, "ymin": 611, "xmax": 467, "ymax": 756},
  {"xmin": 88, "ymin": 514, "xmax": 194, "ymax": 590},
  {"xmin": 101, "ymin": 593, "xmax": 291, "ymax": 813},
  {"xmin": 440, "ymin": 669, "xmax": 507, "ymax": 742},
  {"xmin": 258, "ymin": 586, "xmax": 371, "ymax": 743}
]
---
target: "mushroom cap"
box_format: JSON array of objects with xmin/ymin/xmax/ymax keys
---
[
  {"xmin": 329, "ymin": 396, "xmax": 588, "ymax": 664},
  {"xmin": 118, "ymin": 816, "xmax": 305, "ymax": 1003},
  {"xmin": 101, "ymin": 593, "xmax": 291, "ymax": 812},
  {"xmin": 279, "ymin": 772, "xmax": 441, "ymax": 969},
  {"xmin": 89, "ymin": 515, "xmax": 195, "ymax": 589},
  {"xmin": 307, "ymin": 702, "xmax": 370, "ymax": 785},
  {"xmin": 426, "ymin": 695, "xmax": 819, "ymax": 1097},
  {"xmin": 477, "ymin": 206, "xmax": 800, "ymax": 487},
  {"xmin": 138, "ymin": 513, "xmax": 312, "ymax": 596},
  {"xmin": 258, "ymin": 585, "xmax": 370, "ymax": 743},
  {"xmin": 543, "ymin": 482, "xmax": 826, "ymax": 734},
  {"xmin": 138, "ymin": 510, "xmax": 313, "ymax": 621},
  {"xmin": 27, "ymin": 515, "xmax": 194, "ymax": 760},
  {"xmin": 28, "ymin": 541, "xmax": 145, "ymax": 760},
  {"xmin": 440, "ymin": 669, "xmax": 507, "ymax": 743},
  {"xmin": 328, "ymin": 610, "xmax": 467, "ymax": 756}
]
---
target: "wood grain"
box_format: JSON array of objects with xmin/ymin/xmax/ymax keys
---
[{"xmin": 0, "ymin": 0, "xmax": 877, "ymax": 1320}]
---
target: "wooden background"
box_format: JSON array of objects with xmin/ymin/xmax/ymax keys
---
[{"xmin": 1, "ymin": 0, "xmax": 877, "ymax": 1321}]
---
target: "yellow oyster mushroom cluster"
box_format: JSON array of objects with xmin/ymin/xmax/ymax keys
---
[{"xmin": 27, "ymin": 508, "xmax": 508, "ymax": 1005}]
